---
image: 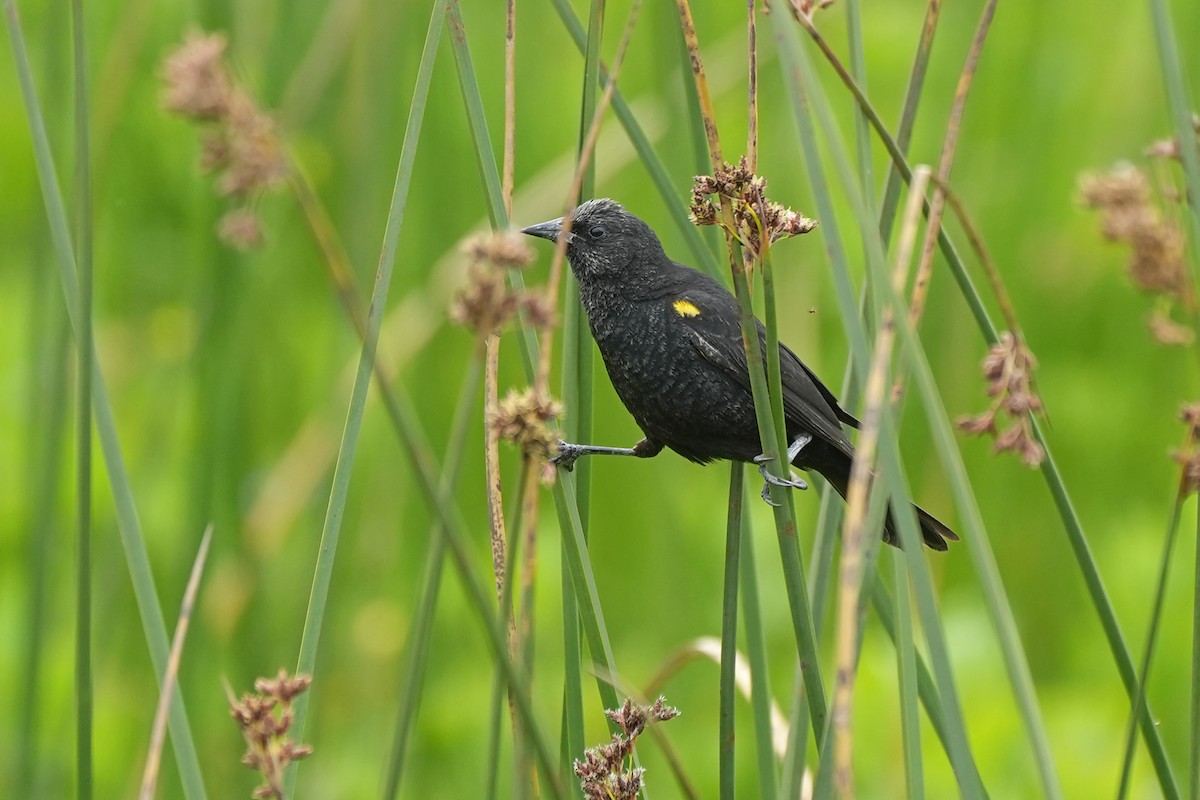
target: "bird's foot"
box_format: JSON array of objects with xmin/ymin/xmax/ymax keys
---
[
  {"xmin": 753, "ymin": 456, "xmax": 808, "ymax": 506},
  {"xmin": 550, "ymin": 440, "xmax": 584, "ymax": 472},
  {"xmin": 786, "ymin": 433, "xmax": 813, "ymax": 462}
]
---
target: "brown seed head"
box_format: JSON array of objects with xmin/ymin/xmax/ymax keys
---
[
  {"xmin": 1181, "ymin": 403, "xmax": 1200, "ymax": 439},
  {"xmin": 575, "ymin": 696, "xmax": 679, "ymax": 800},
  {"xmin": 216, "ymin": 91, "xmax": 289, "ymax": 198},
  {"xmin": 793, "ymin": 0, "xmax": 840, "ymax": 16},
  {"xmin": 451, "ymin": 233, "xmax": 547, "ymax": 335},
  {"xmin": 1127, "ymin": 224, "xmax": 1186, "ymax": 295},
  {"xmin": 518, "ymin": 291, "xmax": 558, "ymax": 331},
  {"xmin": 1080, "ymin": 165, "xmax": 1186, "ymax": 298},
  {"xmin": 462, "ymin": 231, "xmax": 534, "ymax": 270},
  {"xmin": 489, "ymin": 388, "xmax": 563, "ymax": 460},
  {"xmin": 218, "ymin": 208, "xmax": 265, "ymax": 251},
  {"xmin": 959, "ymin": 332, "xmax": 1045, "ymax": 468},
  {"xmin": 1173, "ymin": 449, "xmax": 1200, "ymax": 495},
  {"xmin": 690, "ymin": 156, "xmax": 816, "ymax": 258},
  {"xmin": 1149, "ymin": 309, "xmax": 1194, "ymax": 346},
  {"xmin": 450, "ymin": 263, "xmax": 518, "ymax": 334},
  {"xmin": 162, "ymin": 30, "xmax": 232, "ymax": 119},
  {"xmin": 230, "ymin": 671, "xmax": 312, "ymax": 800}
]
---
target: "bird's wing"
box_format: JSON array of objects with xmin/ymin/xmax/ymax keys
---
[
  {"xmin": 669, "ymin": 276, "xmax": 855, "ymax": 456},
  {"xmin": 779, "ymin": 341, "xmax": 861, "ymax": 430}
]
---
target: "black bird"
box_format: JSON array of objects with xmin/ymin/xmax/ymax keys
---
[{"xmin": 522, "ymin": 198, "xmax": 956, "ymax": 551}]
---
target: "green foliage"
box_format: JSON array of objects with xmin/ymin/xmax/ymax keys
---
[{"xmin": 3, "ymin": 0, "xmax": 1200, "ymax": 797}]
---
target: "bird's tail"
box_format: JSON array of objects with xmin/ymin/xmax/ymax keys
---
[{"xmin": 821, "ymin": 466, "xmax": 958, "ymax": 552}]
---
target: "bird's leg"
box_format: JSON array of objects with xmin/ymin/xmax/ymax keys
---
[
  {"xmin": 752, "ymin": 433, "xmax": 812, "ymax": 506},
  {"xmin": 551, "ymin": 437, "xmax": 663, "ymax": 472}
]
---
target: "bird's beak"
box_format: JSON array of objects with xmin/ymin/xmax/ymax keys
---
[{"xmin": 521, "ymin": 217, "xmax": 572, "ymax": 244}]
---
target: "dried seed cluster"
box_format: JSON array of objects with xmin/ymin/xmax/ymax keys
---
[
  {"xmin": 229, "ymin": 670, "xmax": 312, "ymax": 799},
  {"xmin": 1144, "ymin": 114, "xmax": 1200, "ymax": 161},
  {"xmin": 791, "ymin": 0, "xmax": 840, "ymax": 17},
  {"xmin": 689, "ymin": 156, "xmax": 817, "ymax": 261},
  {"xmin": 574, "ymin": 697, "xmax": 680, "ymax": 800},
  {"xmin": 958, "ymin": 332, "xmax": 1045, "ymax": 467},
  {"xmin": 1080, "ymin": 163, "xmax": 1191, "ymax": 344},
  {"xmin": 450, "ymin": 232, "xmax": 553, "ymax": 334},
  {"xmin": 162, "ymin": 30, "xmax": 288, "ymax": 251},
  {"xmin": 1173, "ymin": 403, "xmax": 1200, "ymax": 495},
  {"xmin": 488, "ymin": 387, "xmax": 563, "ymax": 461}
]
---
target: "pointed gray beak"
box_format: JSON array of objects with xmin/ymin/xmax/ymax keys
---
[{"xmin": 521, "ymin": 217, "xmax": 572, "ymax": 244}]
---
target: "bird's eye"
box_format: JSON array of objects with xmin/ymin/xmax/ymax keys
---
[{"xmin": 588, "ymin": 225, "xmax": 606, "ymax": 239}]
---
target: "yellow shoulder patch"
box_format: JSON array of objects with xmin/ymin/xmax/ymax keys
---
[{"xmin": 672, "ymin": 298, "xmax": 701, "ymax": 318}]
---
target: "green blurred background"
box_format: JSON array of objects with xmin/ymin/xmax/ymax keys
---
[{"xmin": 3, "ymin": 0, "xmax": 1200, "ymax": 796}]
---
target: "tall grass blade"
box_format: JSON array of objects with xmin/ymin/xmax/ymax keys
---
[
  {"xmin": 845, "ymin": 88, "xmax": 1064, "ymax": 799},
  {"xmin": 1147, "ymin": 10, "xmax": 1200, "ymax": 792},
  {"xmin": 558, "ymin": 0, "xmax": 605, "ymax": 769},
  {"xmin": 878, "ymin": 0, "xmax": 940, "ymax": 242},
  {"xmin": 546, "ymin": 0, "xmax": 722, "ymax": 277},
  {"xmin": 5, "ymin": 4, "xmax": 207, "ymax": 796},
  {"xmin": 1117, "ymin": 491, "xmax": 1186, "ymax": 799},
  {"xmin": 1193, "ymin": 508, "xmax": 1200, "ymax": 800},
  {"xmin": 357, "ymin": 373, "xmax": 566, "ymax": 796},
  {"xmin": 551, "ymin": 475, "xmax": 623, "ymax": 713},
  {"xmin": 289, "ymin": 0, "xmax": 443, "ymax": 771},
  {"xmin": 450, "ymin": 0, "xmax": 630, "ymax": 738},
  {"xmin": 70, "ymin": 0, "xmax": 94, "ymax": 794},
  {"xmin": 19, "ymin": 299, "xmax": 69, "ymax": 795},
  {"xmin": 826, "ymin": 166, "xmax": 929, "ymax": 796},
  {"xmin": 449, "ymin": 2, "xmax": 505, "ymax": 228},
  {"xmin": 719, "ymin": 464, "xmax": 743, "ymax": 799},
  {"xmin": 767, "ymin": 12, "xmax": 984, "ymax": 793},
  {"xmin": 381, "ymin": 361, "xmax": 481, "ymax": 798},
  {"xmin": 738, "ymin": 492, "xmax": 778, "ymax": 800},
  {"xmin": 1149, "ymin": 0, "xmax": 1200, "ymax": 263},
  {"xmin": 844, "ymin": 0, "xmax": 874, "ymax": 213},
  {"xmin": 792, "ymin": 37, "xmax": 1190, "ymax": 777},
  {"xmin": 808, "ymin": 0, "xmax": 938, "ymax": 633},
  {"xmin": 891, "ymin": 554, "xmax": 924, "ymax": 798},
  {"xmin": 1037, "ymin": 439, "xmax": 1179, "ymax": 795},
  {"xmin": 673, "ymin": 0, "xmax": 829, "ymax": 749},
  {"xmin": 139, "ymin": 526, "xmax": 212, "ymax": 800}
]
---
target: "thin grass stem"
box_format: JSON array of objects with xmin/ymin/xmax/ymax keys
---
[
  {"xmin": 720, "ymin": 464, "xmax": 743, "ymax": 799},
  {"xmin": 830, "ymin": 167, "xmax": 930, "ymax": 796},
  {"xmin": 1193, "ymin": 502, "xmax": 1200, "ymax": 800},
  {"xmin": 381, "ymin": 359, "xmax": 482, "ymax": 798},
  {"xmin": 1117, "ymin": 484, "xmax": 1187, "ymax": 799},
  {"xmin": 5, "ymin": 5, "xmax": 207, "ymax": 795},
  {"xmin": 139, "ymin": 527, "xmax": 212, "ymax": 800},
  {"xmin": 547, "ymin": 0, "xmax": 722, "ymax": 277},
  {"xmin": 906, "ymin": 0, "xmax": 996, "ymax": 335},
  {"xmin": 558, "ymin": 0, "xmax": 605, "ymax": 770},
  {"xmin": 738, "ymin": 492, "xmax": 779, "ymax": 800},
  {"xmin": 891, "ymin": 553, "xmax": 923, "ymax": 799},
  {"xmin": 70, "ymin": 0, "xmax": 94, "ymax": 794},
  {"xmin": 450, "ymin": 0, "xmax": 629, "ymax": 753},
  {"xmin": 362, "ymin": 377, "xmax": 566, "ymax": 797},
  {"xmin": 1150, "ymin": 0, "xmax": 1200, "ymax": 272},
  {"xmin": 878, "ymin": 0, "xmax": 940, "ymax": 243},
  {"xmin": 769, "ymin": 14, "xmax": 984, "ymax": 792},
  {"xmin": 675, "ymin": 0, "xmax": 829, "ymax": 749},
  {"xmin": 289, "ymin": 0, "xmax": 443, "ymax": 778},
  {"xmin": 20, "ymin": 295, "xmax": 69, "ymax": 796}
]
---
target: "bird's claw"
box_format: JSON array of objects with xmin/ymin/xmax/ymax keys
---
[
  {"xmin": 754, "ymin": 457, "xmax": 808, "ymax": 505},
  {"xmin": 550, "ymin": 440, "xmax": 581, "ymax": 472}
]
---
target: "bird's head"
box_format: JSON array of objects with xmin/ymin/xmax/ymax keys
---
[{"xmin": 521, "ymin": 199, "xmax": 665, "ymax": 283}]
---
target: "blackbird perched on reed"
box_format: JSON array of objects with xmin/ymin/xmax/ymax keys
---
[{"xmin": 522, "ymin": 199, "xmax": 956, "ymax": 550}]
